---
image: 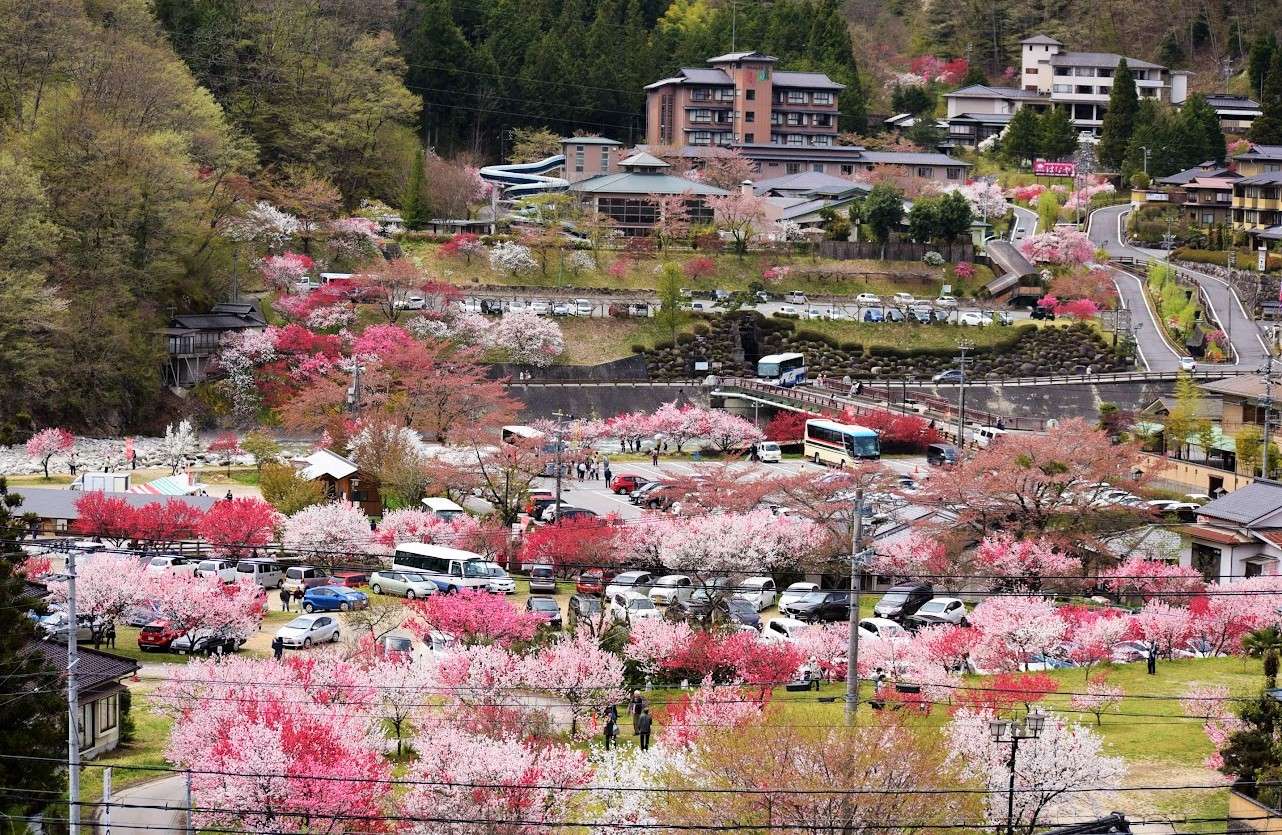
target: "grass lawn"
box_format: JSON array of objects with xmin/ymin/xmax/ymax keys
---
[
  {"xmin": 794, "ymin": 319, "xmax": 1041, "ymax": 353},
  {"xmin": 5, "ymin": 473, "xmax": 75, "ymax": 486},
  {"xmin": 200, "ymin": 468, "xmax": 261, "ymax": 487},
  {"xmin": 79, "ymin": 681, "xmax": 173, "ymax": 802},
  {"xmin": 555, "ymin": 315, "xmax": 697, "ymax": 365}
]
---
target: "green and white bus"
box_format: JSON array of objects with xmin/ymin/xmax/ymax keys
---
[{"xmin": 803, "ymin": 419, "xmax": 880, "ymax": 465}]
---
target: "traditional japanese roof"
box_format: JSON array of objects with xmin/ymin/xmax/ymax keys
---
[
  {"xmin": 296, "ymin": 448, "xmax": 360, "ymax": 481},
  {"xmin": 772, "ymin": 71, "xmax": 845, "ymax": 90},
  {"xmin": 857, "ymin": 150, "xmax": 971, "ymax": 167},
  {"xmin": 1179, "ymin": 524, "xmax": 1256, "ymax": 545},
  {"xmin": 1050, "ymin": 51, "xmax": 1163, "ymax": 70},
  {"xmin": 619, "ymin": 152, "xmax": 670, "ymax": 170},
  {"xmin": 1195, "ymin": 481, "xmax": 1282, "ymax": 528},
  {"xmin": 752, "ymin": 171, "xmax": 870, "ymax": 198},
  {"xmin": 1157, "ymin": 164, "xmax": 1236, "ymax": 186},
  {"xmin": 945, "ymin": 84, "xmax": 1045, "ymax": 101},
  {"xmin": 28, "ymin": 641, "xmax": 139, "ymax": 694},
  {"xmin": 644, "ymin": 68, "xmax": 734, "ymax": 89},
  {"xmin": 1199, "ymin": 374, "xmax": 1271, "ymax": 400},
  {"xmin": 707, "ymin": 51, "xmax": 778, "ymax": 64},
  {"xmin": 1237, "ymin": 172, "xmax": 1282, "ymax": 186},
  {"xmin": 1206, "ymin": 94, "xmax": 1261, "ymax": 111},
  {"xmin": 1234, "ymin": 144, "xmax": 1282, "ymax": 162},
  {"xmin": 560, "ymin": 136, "xmax": 623, "ymax": 146},
  {"xmin": 948, "ymin": 112, "xmax": 1016, "ymax": 124},
  {"xmin": 1183, "ymin": 177, "xmax": 1237, "ymax": 191},
  {"xmin": 1020, "ymin": 34, "xmax": 1064, "ymax": 45},
  {"xmin": 570, "ymin": 172, "xmax": 730, "ymax": 196}
]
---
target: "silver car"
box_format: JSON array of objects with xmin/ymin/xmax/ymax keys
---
[{"xmin": 369, "ymin": 570, "xmax": 439, "ymax": 599}]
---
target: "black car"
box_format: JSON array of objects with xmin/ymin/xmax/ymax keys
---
[
  {"xmin": 885, "ymin": 308, "xmax": 905, "ymax": 323},
  {"xmin": 1030, "ymin": 306, "xmax": 1055, "ymax": 320},
  {"xmin": 910, "ymin": 308, "xmax": 932, "ymax": 324},
  {"xmin": 873, "ymin": 582, "xmax": 934, "ymax": 621},
  {"xmin": 782, "ymin": 590, "xmax": 852, "ymax": 622},
  {"xmin": 480, "ymin": 298, "xmax": 503, "ymax": 315},
  {"xmin": 714, "ymin": 597, "xmax": 761, "ymax": 630},
  {"xmin": 526, "ymin": 596, "xmax": 563, "ymax": 630},
  {"xmin": 926, "ymin": 443, "xmax": 958, "ymax": 466},
  {"xmin": 567, "ymin": 593, "xmax": 603, "ymax": 626}
]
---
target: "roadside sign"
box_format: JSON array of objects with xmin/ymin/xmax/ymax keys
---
[{"xmin": 1033, "ymin": 160, "xmax": 1076, "ymax": 177}]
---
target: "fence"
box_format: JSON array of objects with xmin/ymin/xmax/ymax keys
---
[{"xmin": 818, "ymin": 240, "xmax": 974, "ymax": 263}]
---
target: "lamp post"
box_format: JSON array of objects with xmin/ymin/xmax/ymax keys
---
[
  {"xmin": 990, "ymin": 709, "xmax": 1047, "ymax": 835},
  {"xmin": 955, "ymin": 340, "xmax": 974, "ymax": 445}
]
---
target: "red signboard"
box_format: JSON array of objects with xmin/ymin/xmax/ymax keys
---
[{"xmin": 1033, "ymin": 160, "xmax": 1076, "ymax": 177}]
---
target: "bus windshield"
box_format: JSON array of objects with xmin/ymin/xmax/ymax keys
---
[
  {"xmin": 462, "ymin": 561, "xmax": 491, "ymax": 578},
  {"xmin": 847, "ymin": 435, "xmax": 880, "ymax": 458}
]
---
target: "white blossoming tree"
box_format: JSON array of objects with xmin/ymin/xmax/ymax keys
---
[
  {"xmin": 490, "ymin": 312, "xmax": 565, "ymax": 367},
  {"xmin": 160, "ymin": 418, "xmax": 201, "ymax": 474},
  {"xmin": 487, "ymin": 241, "xmax": 537, "ymax": 276}
]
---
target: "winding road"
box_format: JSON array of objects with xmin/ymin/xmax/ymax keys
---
[{"xmin": 1088, "ymin": 204, "xmax": 1270, "ymax": 371}]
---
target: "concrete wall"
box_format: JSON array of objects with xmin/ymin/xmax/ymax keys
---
[
  {"xmin": 515, "ymin": 383, "xmax": 708, "ymax": 420},
  {"xmin": 1140, "ymin": 451, "xmax": 1254, "ymax": 494},
  {"xmin": 907, "ymin": 381, "xmax": 1175, "ymax": 423}
]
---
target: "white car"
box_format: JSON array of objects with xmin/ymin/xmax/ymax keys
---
[
  {"xmin": 146, "ymin": 555, "xmax": 197, "ymax": 577},
  {"xmin": 605, "ymin": 570, "xmax": 655, "ymax": 601},
  {"xmin": 805, "ymin": 308, "xmax": 826, "ymax": 320},
  {"xmin": 275, "ymin": 614, "xmax": 340, "ymax": 648},
  {"xmin": 776, "ymin": 305, "xmax": 799, "ymax": 316},
  {"xmin": 761, "ymin": 616, "xmax": 810, "ymax": 643},
  {"xmin": 855, "ymin": 292, "xmax": 881, "ymax": 306},
  {"xmin": 610, "ymin": 591, "xmax": 661, "ymax": 623},
  {"xmin": 194, "ymin": 559, "xmax": 237, "ymax": 583},
  {"xmin": 935, "ymin": 295, "xmax": 959, "ymax": 308},
  {"xmin": 550, "ymin": 301, "xmax": 574, "ymax": 316},
  {"xmin": 529, "ymin": 300, "xmax": 550, "ymax": 315},
  {"xmin": 957, "ymin": 311, "xmax": 993, "ymax": 326},
  {"xmin": 826, "ymin": 308, "xmax": 847, "ymax": 321},
  {"xmin": 396, "ymin": 294, "xmax": 426, "ymax": 310},
  {"xmin": 649, "ymin": 574, "xmax": 693, "ymax": 605},
  {"xmin": 778, "ymin": 582, "xmax": 819, "ymax": 610},
  {"xmin": 737, "ymin": 576, "xmax": 777, "ymax": 611},
  {"xmin": 479, "ymin": 563, "xmax": 516, "ymax": 594},
  {"xmin": 755, "ymin": 441, "xmax": 782, "ymax": 463},
  {"xmin": 1179, "ymin": 356, "xmax": 1197, "ymax": 372},
  {"xmin": 575, "ymin": 298, "xmax": 594, "ymax": 316},
  {"xmin": 891, "ymin": 292, "xmax": 915, "ymax": 306},
  {"xmin": 508, "ymin": 299, "xmax": 528, "ymax": 313},
  {"xmin": 906, "ymin": 597, "xmax": 968, "ymax": 626},
  {"xmin": 858, "ymin": 617, "xmax": 907, "ymax": 640}
]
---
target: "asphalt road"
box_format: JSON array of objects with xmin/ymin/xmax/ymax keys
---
[
  {"xmin": 1010, "ymin": 205, "xmax": 1037, "ymax": 245},
  {"xmin": 1089, "ymin": 204, "xmax": 1270, "ymax": 370}
]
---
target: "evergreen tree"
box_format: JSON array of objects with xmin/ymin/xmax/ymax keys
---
[
  {"xmin": 1249, "ymin": 33, "xmax": 1278, "ymax": 99},
  {"xmin": 960, "ymin": 64, "xmax": 989, "ymax": 86},
  {"xmin": 1038, "ymin": 106, "xmax": 1078, "ymax": 160},
  {"xmin": 401, "ymin": 150, "xmax": 426, "ymax": 230},
  {"xmin": 892, "ymin": 85, "xmax": 936, "ymax": 116},
  {"xmin": 0, "ymin": 480, "xmax": 67, "ymax": 824},
  {"xmin": 864, "ymin": 183, "xmax": 905, "ymax": 256},
  {"xmin": 936, "ymin": 190, "xmax": 974, "ymax": 242},
  {"xmin": 1251, "ymin": 49, "xmax": 1282, "ymax": 145},
  {"xmin": 1002, "ymin": 106, "xmax": 1041, "ymax": 165},
  {"xmin": 1180, "ymin": 93, "xmax": 1227, "ymax": 164},
  {"xmin": 908, "ymin": 197, "xmax": 941, "ymax": 243},
  {"xmin": 1157, "ymin": 32, "xmax": 1185, "ymax": 69},
  {"xmin": 1098, "ymin": 58, "xmax": 1139, "ymax": 170},
  {"xmin": 1125, "ymin": 101, "xmax": 1185, "ymax": 179}
]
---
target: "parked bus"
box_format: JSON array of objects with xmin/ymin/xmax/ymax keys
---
[
  {"xmin": 392, "ymin": 543, "xmax": 494, "ymax": 593},
  {"xmin": 803, "ymin": 419, "xmax": 880, "ymax": 465},
  {"xmin": 757, "ymin": 352, "xmax": 806, "ymax": 387},
  {"xmin": 501, "ymin": 424, "xmax": 561, "ymax": 476}
]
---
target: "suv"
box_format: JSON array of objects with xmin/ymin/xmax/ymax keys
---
[
  {"xmin": 873, "ymin": 582, "xmax": 934, "ymax": 621},
  {"xmin": 528, "ymin": 564, "xmax": 557, "ymax": 594},
  {"xmin": 137, "ymin": 620, "xmax": 183, "ymax": 652},
  {"xmin": 780, "ymin": 589, "xmax": 851, "ymax": 622}
]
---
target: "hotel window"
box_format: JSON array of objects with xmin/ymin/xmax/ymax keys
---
[
  {"xmin": 786, "ymin": 113, "xmax": 803, "ymax": 126},
  {"xmin": 770, "ymin": 113, "xmax": 782, "ymax": 125},
  {"xmin": 716, "ymin": 88, "xmax": 735, "ymax": 101},
  {"xmin": 745, "ymin": 111, "xmax": 755, "ymax": 122},
  {"xmin": 786, "ymin": 162, "xmax": 802, "ymax": 174},
  {"xmin": 812, "ymin": 135, "xmax": 832, "ymax": 146},
  {"xmin": 714, "ymin": 133, "xmax": 732, "ymax": 146},
  {"xmin": 812, "ymin": 163, "xmax": 824, "ymax": 172},
  {"xmin": 840, "ymin": 164, "xmax": 853, "ymax": 175},
  {"xmin": 691, "ymin": 89, "xmax": 710, "ymax": 102},
  {"xmin": 1098, "ymin": 68, "xmax": 1113, "ymax": 78},
  {"xmin": 690, "ymin": 109, "xmax": 712, "ymax": 123},
  {"xmin": 690, "ymin": 131, "xmax": 712, "ymax": 146},
  {"xmin": 814, "ymin": 92, "xmax": 834, "ymax": 104},
  {"xmin": 787, "ymin": 91, "xmax": 806, "ymax": 104},
  {"xmin": 786, "ymin": 134, "xmax": 804, "ymax": 146},
  {"xmin": 574, "ymin": 149, "xmax": 584, "ymax": 173},
  {"xmin": 946, "ymin": 167, "xmax": 962, "ymax": 179},
  {"xmin": 917, "ymin": 167, "xmax": 932, "ymax": 178},
  {"xmin": 745, "ymin": 89, "xmax": 756, "ymax": 100},
  {"xmin": 771, "ymin": 133, "xmax": 782, "ymax": 144},
  {"xmin": 601, "ymin": 148, "xmax": 610, "ymax": 168},
  {"xmin": 814, "ymin": 114, "xmax": 832, "ymax": 127},
  {"xmin": 744, "ymin": 132, "xmax": 754, "ymax": 143}
]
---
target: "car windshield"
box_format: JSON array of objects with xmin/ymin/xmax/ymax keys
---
[
  {"xmin": 657, "ymin": 576, "xmax": 682, "ymax": 587},
  {"xmin": 285, "ymin": 618, "xmax": 314, "ymax": 629},
  {"xmin": 198, "ymin": 561, "xmax": 217, "ymax": 570},
  {"xmin": 578, "ymin": 598, "xmax": 602, "ymax": 611},
  {"xmin": 149, "ymin": 558, "xmax": 169, "ymax": 566},
  {"xmin": 918, "ymin": 601, "xmax": 947, "ymax": 613},
  {"xmin": 530, "ymin": 599, "xmax": 558, "ymax": 611},
  {"xmin": 402, "ymin": 573, "xmax": 430, "ymax": 583},
  {"xmin": 800, "ymin": 591, "xmax": 828, "ymax": 604},
  {"xmin": 628, "ymin": 598, "xmax": 655, "ymax": 610},
  {"xmin": 728, "ymin": 599, "xmax": 753, "ymax": 612},
  {"xmin": 880, "ymin": 592, "xmax": 908, "ymax": 605},
  {"xmin": 462, "ymin": 562, "xmax": 491, "ymax": 578},
  {"xmin": 760, "ymin": 443, "xmax": 779, "ymax": 451}
]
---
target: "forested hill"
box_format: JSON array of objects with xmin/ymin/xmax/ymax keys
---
[{"xmin": 153, "ymin": 0, "xmax": 863, "ymax": 155}]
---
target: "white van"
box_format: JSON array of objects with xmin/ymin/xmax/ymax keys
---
[
  {"xmin": 392, "ymin": 542, "xmax": 493, "ymax": 593},
  {"xmin": 422, "ymin": 496, "xmax": 466, "ymax": 522},
  {"xmin": 972, "ymin": 426, "xmax": 1007, "ymax": 448},
  {"xmin": 236, "ymin": 559, "xmax": 284, "ymax": 589},
  {"xmin": 755, "ymin": 441, "xmax": 782, "ymax": 463}
]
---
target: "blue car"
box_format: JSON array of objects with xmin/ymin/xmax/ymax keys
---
[
  {"xmin": 863, "ymin": 308, "xmax": 884, "ymax": 323},
  {"xmin": 302, "ymin": 585, "xmax": 369, "ymax": 613}
]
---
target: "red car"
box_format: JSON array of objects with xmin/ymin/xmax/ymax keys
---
[
  {"xmin": 330, "ymin": 571, "xmax": 369, "ymax": 588},
  {"xmin": 137, "ymin": 620, "xmax": 183, "ymax": 652},
  {"xmin": 609, "ymin": 475, "xmax": 649, "ymax": 495},
  {"xmin": 575, "ymin": 568, "xmax": 620, "ymax": 597}
]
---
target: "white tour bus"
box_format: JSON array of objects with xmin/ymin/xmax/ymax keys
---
[
  {"xmin": 757, "ymin": 352, "xmax": 806, "ymax": 387},
  {"xmin": 803, "ymin": 418, "xmax": 881, "ymax": 466},
  {"xmin": 392, "ymin": 543, "xmax": 494, "ymax": 593}
]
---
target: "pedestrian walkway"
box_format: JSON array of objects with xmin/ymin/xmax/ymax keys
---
[{"xmin": 99, "ymin": 774, "xmax": 186, "ymax": 834}]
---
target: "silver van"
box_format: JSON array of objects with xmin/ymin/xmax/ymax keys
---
[
  {"xmin": 528, "ymin": 564, "xmax": 557, "ymax": 594},
  {"xmin": 235, "ymin": 559, "xmax": 284, "ymax": 589}
]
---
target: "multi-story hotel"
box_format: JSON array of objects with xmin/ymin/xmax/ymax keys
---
[
  {"xmin": 644, "ymin": 51, "xmax": 843, "ymax": 149},
  {"xmin": 1230, "ymin": 144, "xmax": 1282, "ymax": 245}
]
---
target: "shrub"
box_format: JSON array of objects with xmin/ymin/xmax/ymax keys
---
[
  {"xmin": 922, "ymin": 251, "xmax": 945, "ymax": 266},
  {"xmin": 654, "ymin": 339, "xmax": 675, "ymax": 351},
  {"xmin": 683, "ymin": 257, "xmax": 717, "ymax": 279},
  {"xmin": 693, "ymin": 323, "xmax": 710, "ymax": 336},
  {"xmin": 676, "ymin": 333, "xmax": 696, "ymax": 344},
  {"xmin": 631, "ymin": 344, "xmax": 646, "ymax": 353}
]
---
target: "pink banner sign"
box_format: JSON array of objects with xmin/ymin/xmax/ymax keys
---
[{"xmin": 1033, "ymin": 160, "xmax": 1076, "ymax": 177}]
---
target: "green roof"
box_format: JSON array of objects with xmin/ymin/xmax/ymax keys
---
[{"xmin": 570, "ymin": 173, "xmax": 731, "ymax": 196}]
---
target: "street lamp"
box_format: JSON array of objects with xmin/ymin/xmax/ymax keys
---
[{"xmin": 990, "ymin": 709, "xmax": 1047, "ymax": 835}]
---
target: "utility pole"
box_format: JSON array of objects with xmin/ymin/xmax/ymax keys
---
[
  {"xmin": 184, "ymin": 770, "xmax": 193, "ymax": 835},
  {"xmin": 955, "ymin": 340, "xmax": 973, "ymax": 445},
  {"xmin": 552, "ymin": 410, "xmax": 569, "ymax": 520},
  {"xmin": 345, "ymin": 362, "xmax": 363, "ymax": 413},
  {"xmin": 845, "ymin": 486, "xmax": 868, "ymax": 724},
  {"xmin": 1264, "ymin": 355, "xmax": 1275, "ymax": 480},
  {"xmin": 65, "ymin": 545, "xmax": 81, "ymax": 835},
  {"xmin": 1228, "ymin": 248, "xmax": 1237, "ymax": 347},
  {"xmin": 1141, "ymin": 146, "xmax": 1151, "ymax": 177}
]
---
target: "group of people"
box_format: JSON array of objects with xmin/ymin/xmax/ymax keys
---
[
  {"xmin": 563, "ymin": 455, "xmax": 612, "ymax": 484},
  {"xmin": 279, "ymin": 587, "xmax": 304, "ymax": 611},
  {"xmin": 602, "ymin": 689, "xmax": 654, "ymax": 751}
]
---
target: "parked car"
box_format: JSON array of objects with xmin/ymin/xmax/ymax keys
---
[
  {"xmin": 423, "ymin": 496, "xmax": 466, "ymax": 521},
  {"xmin": 529, "ymin": 300, "xmax": 550, "ymax": 315},
  {"xmin": 910, "ymin": 307, "xmax": 933, "ymax": 324},
  {"xmin": 856, "ymin": 292, "xmax": 881, "ymax": 306},
  {"xmin": 737, "ymin": 576, "xmax": 777, "ymax": 611},
  {"xmin": 479, "ymin": 563, "xmax": 516, "ymax": 594},
  {"xmin": 926, "ymin": 443, "xmax": 958, "ymax": 466},
  {"xmin": 826, "ymin": 308, "xmax": 847, "ymax": 321},
  {"xmin": 302, "ymin": 586, "xmax": 368, "ymax": 613},
  {"xmin": 551, "ymin": 301, "xmax": 574, "ymax": 316},
  {"xmin": 609, "ymin": 591, "xmax": 661, "ymax": 623},
  {"xmin": 780, "ymin": 590, "xmax": 851, "ymax": 622},
  {"xmin": 891, "ymin": 293, "xmax": 915, "ymax": 306},
  {"xmin": 575, "ymin": 567, "xmax": 618, "ymax": 596},
  {"xmin": 380, "ymin": 635, "xmax": 414, "ymax": 659},
  {"xmin": 480, "ymin": 298, "xmax": 503, "ymax": 315},
  {"xmin": 575, "ymin": 298, "xmax": 594, "ymax": 316},
  {"xmin": 957, "ymin": 311, "xmax": 992, "ymax": 326},
  {"xmin": 973, "ymin": 426, "xmax": 1006, "ymax": 448},
  {"xmin": 886, "ymin": 308, "xmax": 906, "ymax": 323},
  {"xmin": 805, "ymin": 308, "xmax": 826, "ymax": 320},
  {"xmin": 170, "ymin": 630, "xmax": 245, "ymax": 656},
  {"xmin": 330, "ymin": 570, "xmax": 369, "ymax": 588},
  {"xmin": 761, "ymin": 616, "xmax": 810, "ymax": 643},
  {"xmin": 755, "ymin": 441, "xmax": 782, "ymax": 463},
  {"xmin": 1030, "ymin": 306, "xmax": 1055, "ymax": 320},
  {"xmin": 778, "ymin": 582, "xmax": 819, "ymax": 610},
  {"xmin": 282, "ymin": 565, "xmax": 331, "ymax": 594},
  {"xmin": 539, "ymin": 504, "xmax": 598, "ymax": 523},
  {"xmin": 396, "ymin": 294, "xmax": 426, "ymax": 310},
  {"xmin": 628, "ymin": 481, "xmax": 664, "ymax": 505},
  {"xmin": 38, "ymin": 612, "xmax": 103, "ymax": 642},
  {"xmin": 648, "ymin": 574, "xmax": 693, "ymax": 606},
  {"xmin": 526, "ymin": 596, "xmax": 563, "ymax": 630},
  {"xmin": 776, "ymin": 305, "xmax": 799, "ymax": 317},
  {"xmin": 125, "ymin": 602, "xmax": 163, "ymax": 628},
  {"xmin": 568, "ymin": 593, "xmax": 604, "ymax": 626},
  {"xmin": 610, "ymin": 474, "xmax": 649, "ymax": 494},
  {"xmin": 276, "ymin": 614, "xmax": 340, "ymax": 648},
  {"xmin": 932, "ymin": 369, "xmax": 963, "ymax": 384},
  {"xmin": 858, "ymin": 617, "xmax": 908, "ymax": 640},
  {"xmin": 528, "ymin": 564, "xmax": 558, "ymax": 594},
  {"xmin": 194, "ymin": 559, "xmax": 237, "ymax": 583},
  {"xmin": 236, "ymin": 559, "xmax": 284, "ymax": 589},
  {"xmin": 137, "ymin": 619, "xmax": 183, "ymax": 652},
  {"xmin": 146, "ymin": 555, "xmax": 198, "ymax": 577},
  {"xmin": 906, "ymin": 597, "xmax": 968, "ymax": 628},
  {"xmin": 873, "ymin": 582, "xmax": 933, "ymax": 621},
  {"xmin": 369, "ymin": 570, "xmax": 439, "ymax": 599},
  {"xmin": 785, "ymin": 290, "xmax": 808, "ymax": 304},
  {"xmin": 863, "ymin": 308, "xmax": 884, "ymax": 323},
  {"xmin": 715, "ymin": 596, "xmax": 762, "ymax": 630},
  {"xmin": 605, "ymin": 570, "xmax": 655, "ymax": 600},
  {"xmin": 935, "ymin": 295, "xmax": 958, "ymax": 308}
]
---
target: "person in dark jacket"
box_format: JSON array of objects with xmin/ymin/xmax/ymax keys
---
[
  {"xmin": 629, "ymin": 690, "xmax": 645, "ymax": 723},
  {"xmin": 292, "ymin": 587, "xmax": 304, "ymax": 608},
  {"xmin": 603, "ymin": 702, "xmax": 618, "ymax": 750},
  {"xmin": 280, "ymin": 587, "xmax": 292, "ymax": 612},
  {"xmin": 271, "ymin": 636, "xmax": 284, "ymax": 661},
  {"xmin": 635, "ymin": 709, "xmax": 652, "ymax": 751},
  {"xmin": 1147, "ymin": 643, "xmax": 1157, "ymax": 675}
]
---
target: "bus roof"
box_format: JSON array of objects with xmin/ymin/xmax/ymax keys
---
[
  {"xmin": 501, "ymin": 425, "xmax": 543, "ymax": 438},
  {"xmin": 422, "ymin": 496, "xmax": 465, "ymax": 512},
  {"xmin": 758, "ymin": 352, "xmax": 804, "ymax": 364},
  {"xmin": 806, "ymin": 418, "xmax": 877, "ymax": 436},
  {"xmin": 393, "ymin": 542, "xmax": 485, "ymax": 560}
]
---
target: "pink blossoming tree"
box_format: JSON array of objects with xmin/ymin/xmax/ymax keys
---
[{"xmin": 25, "ymin": 427, "xmax": 74, "ymax": 479}]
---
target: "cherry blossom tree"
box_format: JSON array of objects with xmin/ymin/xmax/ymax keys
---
[
  {"xmin": 72, "ymin": 492, "xmax": 138, "ymax": 546},
  {"xmin": 25, "ymin": 428, "xmax": 74, "ymax": 479},
  {"xmin": 197, "ymin": 497, "xmax": 281, "ymax": 557},
  {"xmin": 1099, "ymin": 556, "xmax": 1205, "ymax": 604},
  {"xmin": 585, "ymin": 747, "xmax": 676, "ymax": 833},
  {"xmin": 700, "ymin": 409, "xmax": 764, "ymax": 453},
  {"xmin": 659, "ymin": 685, "xmax": 766, "ymax": 749},
  {"xmin": 490, "ymin": 311, "xmax": 565, "ymax": 367},
  {"xmin": 1196, "ymin": 576, "xmax": 1282, "ymax": 654},
  {"xmin": 149, "ymin": 572, "xmax": 265, "ymax": 648},
  {"xmin": 1064, "ymin": 611, "xmax": 1131, "ymax": 675},
  {"xmin": 207, "ymin": 432, "xmax": 242, "ymax": 476},
  {"xmin": 441, "ymin": 232, "xmax": 486, "ymax": 264},
  {"xmin": 1180, "ymin": 684, "xmax": 1243, "ymax": 769},
  {"xmin": 373, "ymin": 508, "xmax": 449, "ymax": 549},
  {"xmin": 518, "ymin": 517, "xmax": 620, "ymax": 572},
  {"xmin": 363, "ymin": 654, "xmax": 439, "ymax": 756},
  {"xmin": 709, "ymin": 191, "xmax": 771, "ymax": 253},
  {"xmin": 159, "ymin": 418, "xmax": 200, "ymax": 475},
  {"xmin": 959, "ymin": 180, "xmax": 1009, "ymax": 221},
  {"xmin": 402, "ymin": 726, "xmax": 592, "ymax": 834},
  {"xmin": 1132, "ymin": 600, "xmax": 1194, "ymax": 658},
  {"xmin": 488, "ymin": 241, "xmax": 537, "ymax": 275},
  {"xmin": 408, "ymin": 588, "xmax": 541, "ymax": 647},
  {"xmin": 134, "ymin": 498, "xmax": 206, "ymax": 551},
  {"xmin": 224, "ymin": 200, "xmax": 301, "ymax": 250},
  {"xmin": 793, "ymin": 623, "xmax": 850, "ymax": 680},
  {"xmin": 1017, "ymin": 229, "xmax": 1096, "ymax": 266},
  {"xmin": 624, "ymin": 619, "xmax": 695, "ymax": 681},
  {"xmin": 281, "ymin": 500, "xmax": 375, "ymax": 565},
  {"xmin": 871, "ymin": 531, "xmax": 955, "ymax": 587},
  {"xmin": 721, "ymin": 633, "xmax": 808, "ymax": 693},
  {"xmin": 46, "ymin": 555, "xmax": 147, "ymax": 634},
  {"xmin": 969, "ymin": 596, "xmax": 1066, "ymax": 671},
  {"xmin": 973, "ymin": 534, "xmax": 1082, "ymax": 592},
  {"xmin": 652, "ymin": 193, "xmax": 692, "ymax": 251},
  {"xmin": 700, "ymin": 148, "xmax": 758, "ymax": 191},
  {"xmin": 1070, "ymin": 674, "xmax": 1124, "ymax": 725},
  {"xmin": 256, "ymin": 252, "xmax": 314, "ymax": 291},
  {"xmin": 522, "ymin": 631, "xmax": 627, "ymax": 737},
  {"xmin": 650, "ymin": 401, "xmax": 708, "ymax": 453},
  {"xmin": 358, "ymin": 258, "xmax": 424, "ymax": 323},
  {"xmin": 952, "ymin": 671, "xmax": 1060, "ymax": 716},
  {"xmin": 158, "ymin": 656, "xmax": 390, "ymax": 833},
  {"xmin": 216, "ymin": 329, "xmax": 278, "ymax": 424},
  {"xmin": 947, "ymin": 709, "xmax": 1125, "ymax": 833}
]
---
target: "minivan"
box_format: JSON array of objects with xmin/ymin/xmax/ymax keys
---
[
  {"xmin": 926, "ymin": 443, "xmax": 958, "ymax": 466},
  {"xmin": 973, "ymin": 426, "xmax": 1006, "ymax": 448},
  {"xmin": 236, "ymin": 559, "xmax": 284, "ymax": 589},
  {"xmin": 283, "ymin": 565, "xmax": 330, "ymax": 594},
  {"xmin": 873, "ymin": 582, "xmax": 934, "ymax": 621},
  {"xmin": 528, "ymin": 564, "xmax": 557, "ymax": 594},
  {"xmin": 422, "ymin": 496, "xmax": 466, "ymax": 522},
  {"xmin": 785, "ymin": 290, "xmax": 807, "ymax": 304}
]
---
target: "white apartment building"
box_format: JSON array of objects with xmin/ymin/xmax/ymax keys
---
[{"xmin": 1019, "ymin": 35, "xmax": 1189, "ymax": 130}]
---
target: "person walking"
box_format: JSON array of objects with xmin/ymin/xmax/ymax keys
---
[
  {"xmin": 1147, "ymin": 643, "xmax": 1157, "ymax": 675},
  {"xmin": 292, "ymin": 587, "xmax": 304, "ymax": 609},
  {"xmin": 635, "ymin": 708, "xmax": 653, "ymax": 751},
  {"xmin": 280, "ymin": 587, "xmax": 291, "ymax": 612},
  {"xmin": 576, "ymin": 461, "xmax": 586, "ymax": 481},
  {"xmin": 651, "ymin": 449, "xmax": 659, "ymax": 467},
  {"xmin": 272, "ymin": 636, "xmax": 284, "ymax": 661},
  {"xmin": 104, "ymin": 622, "xmax": 116, "ymax": 649},
  {"xmin": 629, "ymin": 690, "xmax": 645, "ymax": 724},
  {"xmin": 602, "ymin": 702, "xmax": 618, "ymax": 750},
  {"xmin": 603, "ymin": 462, "xmax": 612, "ymax": 485}
]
